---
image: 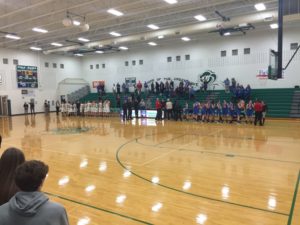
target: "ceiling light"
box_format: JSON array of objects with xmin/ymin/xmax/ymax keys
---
[
  {"xmin": 107, "ymin": 8, "xmax": 124, "ymax": 16},
  {"xmin": 51, "ymin": 42, "xmax": 63, "ymax": 47},
  {"xmin": 270, "ymin": 23, "xmax": 278, "ymax": 29},
  {"xmin": 73, "ymin": 20, "xmax": 81, "ymax": 26},
  {"xmin": 182, "ymin": 37, "xmax": 190, "ymax": 41},
  {"xmin": 110, "ymin": 31, "xmax": 121, "ymax": 37},
  {"xmin": 147, "ymin": 24, "xmax": 159, "ymax": 30},
  {"xmin": 164, "ymin": 0, "xmax": 177, "ymax": 4},
  {"xmin": 158, "ymin": 35, "xmax": 164, "ymax": 39},
  {"xmin": 30, "ymin": 46, "xmax": 42, "ymax": 51},
  {"xmin": 95, "ymin": 50, "xmax": 103, "ymax": 54},
  {"xmin": 148, "ymin": 42, "xmax": 157, "ymax": 46},
  {"xmin": 255, "ymin": 3, "xmax": 266, "ymax": 11},
  {"xmin": 32, "ymin": 27, "xmax": 48, "ymax": 33},
  {"xmin": 62, "ymin": 17, "xmax": 72, "ymax": 27},
  {"xmin": 81, "ymin": 23, "xmax": 90, "ymax": 32},
  {"xmin": 194, "ymin": 15, "xmax": 207, "ymax": 22},
  {"xmin": 119, "ymin": 46, "xmax": 128, "ymax": 50},
  {"xmin": 5, "ymin": 34, "xmax": 21, "ymax": 40},
  {"xmin": 78, "ymin": 37, "xmax": 90, "ymax": 42},
  {"xmin": 224, "ymin": 32, "xmax": 231, "ymax": 36},
  {"xmin": 75, "ymin": 53, "xmax": 83, "ymax": 56}
]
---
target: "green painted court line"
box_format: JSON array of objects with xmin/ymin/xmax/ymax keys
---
[
  {"xmin": 287, "ymin": 170, "xmax": 300, "ymax": 225},
  {"xmin": 44, "ymin": 191, "xmax": 154, "ymax": 225},
  {"xmin": 116, "ymin": 139, "xmax": 289, "ymax": 217}
]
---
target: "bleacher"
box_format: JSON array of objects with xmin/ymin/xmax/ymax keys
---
[{"xmin": 79, "ymin": 88, "xmax": 296, "ymax": 118}]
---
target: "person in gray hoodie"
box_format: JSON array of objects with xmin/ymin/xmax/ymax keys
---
[{"xmin": 0, "ymin": 160, "xmax": 69, "ymax": 225}]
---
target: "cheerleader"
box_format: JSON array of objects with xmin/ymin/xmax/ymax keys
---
[
  {"xmin": 222, "ymin": 100, "xmax": 229, "ymax": 123},
  {"xmin": 216, "ymin": 101, "xmax": 222, "ymax": 122},
  {"xmin": 201, "ymin": 102, "xmax": 207, "ymax": 122},
  {"xmin": 192, "ymin": 101, "xmax": 200, "ymax": 121},
  {"xmin": 237, "ymin": 100, "xmax": 246, "ymax": 123}
]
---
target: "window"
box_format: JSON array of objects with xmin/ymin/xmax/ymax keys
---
[
  {"xmin": 176, "ymin": 56, "xmax": 181, "ymax": 61},
  {"xmin": 221, "ymin": 50, "xmax": 226, "ymax": 57},
  {"xmin": 244, "ymin": 48, "xmax": 251, "ymax": 55},
  {"xmin": 132, "ymin": 60, "xmax": 136, "ymax": 66},
  {"xmin": 53, "ymin": 63, "xmax": 57, "ymax": 68},
  {"xmin": 125, "ymin": 61, "xmax": 129, "ymax": 66},
  {"xmin": 45, "ymin": 62, "xmax": 49, "ymax": 68},
  {"xmin": 185, "ymin": 55, "xmax": 190, "ymax": 60},
  {"xmin": 232, "ymin": 49, "xmax": 238, "ymax": 56},
  {"xmin": 139, "ymin": 59, "xmax": 143, "ymax": 65},
  {"xmin": 291, "ymin": 43, "xmax": 299, "ymax": 50},
  {"xmin": 13, "ymin": 59, "xmax": 19, "ymax": 65},
  {"xmin": 96, "ymin": 64, "xmax": 99, "ymax": 69},
  {"xmin": 60, "ymin": 64, "xmax": 64, "ymax": 69},
  {"xmin": 90, "ymin": 65, "xmax": 93, "ymax": 70},
  {"xmin": 3, "ymin": 58, "xmax": 8, "ymax": 64},
  {"xmin": 167, "ymin": 56, "xmax": 172, "ymax": 62},
  {"xmin": 102, "ymin": 63, "xmax": 105, "ymax": 68}
]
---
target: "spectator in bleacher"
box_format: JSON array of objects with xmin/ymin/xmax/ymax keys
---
[
  {"xmin": 203, "ymin": 80, "xmax": 208, "ymax": 92},
  {"xmin": 189, "ymin": 85, "xmax": 195, "ymax": 100},
  {"xmin": 137, "ymin": 81, "xmax": 142, "ymax": 94},
  {"xmin": 0, "ymin": 160, "xmax": 69, "ymax": 225},
  {"xmin": 0, "ymin": 148, "xmax": 25, "ymax": 205},
  {"xmin": 244, "ymin": 84, "xmax": 251, "ymax": 101},
  {"xmin": 76, "ymin": 101, "xmax": 80, "ymax": 116},
  {"xmin": 231, "ymin": 78, "xmax": 236, "ymax": 91},
  {"xmin": 122, "ymin": 82, "xmax": 126, "ymax": 93},
  {"xmin": 125, "ymin": 83, "xmax": 129, "ymax": 94},
  {"xmin": 151, "ymin": 82, "xmax": 155, "ymax": 94},
  {"xmin": 224, "ymin": 78, "xmax": 230, "ymax": 93},
  {"xmin": 155, "ymin": 81, "xmax": 160, "ymax": 94},
  {"xmin": 144, "ymin": 82, "xmax": 148, "ymax": 95},
  {"xmin": 117, "ymin": 83, "xmax": 121, "ymax": 94},
  {"xmin": 160, "ymin": 81, "xmax": 165, "ymax": 94}
]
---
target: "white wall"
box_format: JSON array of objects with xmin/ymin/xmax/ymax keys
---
[
  {"xmin": 0, "ymin": 48, "xmax": 82, "ymax": 114},
  {"xmin": 82, "ymin": 27, "xmax": 300, "ymax": 91}
]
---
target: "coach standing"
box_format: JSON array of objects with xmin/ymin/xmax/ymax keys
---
[{"xmin": 254, "ymin": 99, "xmax": 263, "ymax": 126}]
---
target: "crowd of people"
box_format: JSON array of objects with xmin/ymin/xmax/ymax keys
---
[
  {"xmin": 0, "ymin": 147, "xmax": 69, "ymax": 225},
  {"xmin": 152, "ymin": 98, "xmax": 268, "ymax": 126}
]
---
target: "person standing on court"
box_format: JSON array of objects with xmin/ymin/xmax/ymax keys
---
[
  {"xmin": 166, "ymin": 99, "xmax": 173, "ymax": 120},
  {"xmin": 254, "ymin": 99, "xmax": 263, "ymax": 126},
  {"xmin": 262, "ymin": 101, "xmax": 268, "ymax": 125},
  {"xmin": 29, "ymin": 101, "xmax": 35, "ymax": 115},
  {"xmin": 122, "ymin": 100, "xmax": 128, "ymax": 121},
  {"xmin": 155, "ymin": 98, "xmax": 162, "ymax": 120},
  {"xmin": 23, "ymin": 102, "xmax": 29, "ymax": 114},
  {"xmin": 0, "ymin": 148, "xmax": 25, "ymax": 205},
  {"xmin": 55, "ymin": 100, "xmax": 60, "ymax": 116},
  {"xmin": 0, "ymin": 160, "xmax": 69, "ymax": 225}
]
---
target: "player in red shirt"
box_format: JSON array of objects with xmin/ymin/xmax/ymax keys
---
[{"xmin": 254, "ymin": 99, "xmax": 263, "ymax": 126}]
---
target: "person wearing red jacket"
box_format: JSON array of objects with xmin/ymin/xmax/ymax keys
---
[
  {"xmin": 137, "ymin": 81, "xmax": 142, "ymax": 94},
  {"xmin": 254, "ymin": 99, "xmax": 263, "ymax": 126},
  {"xmin": 155, "ymin": 98, "xmax": 162, "ymax": 120}
]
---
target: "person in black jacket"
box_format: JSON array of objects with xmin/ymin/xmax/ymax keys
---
[
  {"xmin": 174, "ymin": 101, "xmax": 183, "ymax": 121},
  {"xmin": 262, "ymin": 101, "xmax": 268, "ymax": 125},
  {"xmin": 134, "ymin": 99, "xmax": 139, "ymax": 119},
  {"xmin": 127, "ymin": 99, "xmax": 132, "ymax": 120}
]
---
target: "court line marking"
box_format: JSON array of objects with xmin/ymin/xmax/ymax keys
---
[
  {"xmin": 136, "ymin": 135, "xmax": 300, "ymax": 164},
  {"xmin": 45, "ymin": 191, "xmax": 154, "ymax": 225},
  {"xmin": 140, "ymin": 150, "xmax": 177, "ymax": 166},
  {"xmin": 116, "ymin": 137, "xmax": 290, "ymax": 217},
  {"xmin": 287, "ymin": 170, "xmax": 300, "ymax": 225}
]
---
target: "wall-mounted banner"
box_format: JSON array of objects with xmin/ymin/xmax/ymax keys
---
[
  {"xmin": 199, "ymin": 70, "xmax": 217, "ymax": 85},
  {"xmin": 256, "ymin": 69, "xmax": 268, "ymax": 79},
  {"xmin": 125, "ymin": 77, "xmax": 136, "ymax": 87},
  {"xmin": 16, "ymin": 65, "xmax": 38, "ymax": 88},
  {"xmin": 92, "ymin": 80, "xmax": 105, "ymax": 88}
]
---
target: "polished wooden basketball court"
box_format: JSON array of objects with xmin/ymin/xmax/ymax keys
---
[{"xmin": 0, "ymin": 114, "xmax": 299, "ymax": 225}]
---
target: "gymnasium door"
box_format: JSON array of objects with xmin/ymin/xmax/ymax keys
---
[{"xmin": 0, "ymin": 96, "xmax": 8, "ymax": 116}]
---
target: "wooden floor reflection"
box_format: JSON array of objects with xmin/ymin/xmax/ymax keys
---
[{"xmin": 0, "ymin": 114, "xmax": 299, "ymax": 225}]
